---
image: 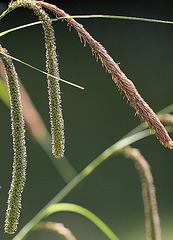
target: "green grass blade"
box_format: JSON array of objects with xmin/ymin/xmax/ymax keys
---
[
  {"xmin": 12, "ymin": 125, "xmax": 173, "ymax": 240},
  {"xmin": 122, "ymin": 103, "xmax": 173, "ymax": 139},
  {"xmin": 157, "ymin": 104, "xmax": 173, "ymax": 115},
  {"xmin": 37, "ymin": 131, "xmax": 77, "ymax": 182},
  {"xmin": 12, "ymin": 127, "xmax": 168, "ymax": 240},
  {"xmin": 43, "ymin": 203, "xmax": 119, "ymax": 240}
]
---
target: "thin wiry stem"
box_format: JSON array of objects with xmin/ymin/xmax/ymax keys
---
[
  {"xmin": 123, "ymin": 146, "xmax": 161, "ymax": 240},
  {"xmin": 2, "ymin": 15, "xmax": 173, "ymax": 38},
  {"xmin": 0, "ymin": 51, "xmax": 84, "ymax": 90},
  {"xmin": 11, "ymin": 128, "xmax": 155, "ymax": 240},
  {"xmin": 0, "ymin": 45, "xmax": 26, "ymax": 234},
  {"xmin": 37, "ymin": 1, "xmax": 173, "ymax": 150},
  {"xmin": 12, "ymin": 125, "xmax": 173, "ymax": 240},
  {"xmin": 43, "ymin": 203, "xmax": 119, "ymax": 240},
  {"xmin": 10, "ymin": 0, "xmax": 65, "ymax": 158},
  {"xmin": 121, "ymin": 105, "xmax": 173, "ymax": 140}
]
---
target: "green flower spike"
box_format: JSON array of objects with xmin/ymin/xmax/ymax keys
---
[
  {"xmin": 10, "ymin": 0, "xmax": 65, "ymax": 158},
  {"xmin": 0, "ymin": 45, "xmax": 26, "ymax": 234}
]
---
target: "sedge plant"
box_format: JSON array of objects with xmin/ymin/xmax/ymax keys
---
[{"xmin": 0, "ymin": 1, "xmax": 173, "ymax": 239}]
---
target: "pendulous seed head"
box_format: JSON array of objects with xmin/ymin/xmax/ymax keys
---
[{"xmin": 0, "ymin": 45, "xmax": 26, "ymax": 234}]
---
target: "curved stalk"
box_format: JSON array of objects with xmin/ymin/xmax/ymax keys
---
[{"xmin": 12, "ymin": 128, "xmax": 166, "ymax": 240}]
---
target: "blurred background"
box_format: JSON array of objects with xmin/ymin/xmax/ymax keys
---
[{"xmin": 0, "ymin": 0, "xmax": 173, "ymax": 239}]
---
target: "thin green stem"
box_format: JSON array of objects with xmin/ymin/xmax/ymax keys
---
[
  {"xmin": 11, "ymin": 127, "xmax": 173, "ymax": 240},
  {"xmin": 0, "ymin": 51, "xmax": 84, "ymax": 90},
  {"xmin": 12, "ymin": 129, "xmax": 156, "ymax": 240},
  {"xmin": 37, "ymin": 131, "xmax": 77, "ymax": 182},
  {"xmin": 0, "ymin": 9, "xmax": 12, "ymax": 21},
  {"xmin": 1, "ymin": 12, "xmax": 173, "ymax": 27},
  {"xmin": 0, "ymin": 21, "xmax": 43, "ymax": 37},
  {"xmin": 0, "ymin": 2, "xmax": 19, "ymax": 20},
  {"xmin": 43, "ymin": 203, "xmax": 119, "ymax": 240},
  {"xmin": 57, "ymin": 15, "xmax": 173, "ymax": 25},
  {"xmin": 122, "ymin": 103, "xmax": 173, "ymax": 139}
]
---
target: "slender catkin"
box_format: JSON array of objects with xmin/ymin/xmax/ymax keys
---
[
  {"xmin": 0, "ymin": 45, "xmax": 26, "ymax": 234},
  {"xmin": 37, "ymin": 1, "xmax": 173, "ymax": 150},
  {"xmin": 124, "ymin": 147, "xmax": 161, "ymax": 240},
  {"xmin": 11, "ymin": 0, "xmax": 65, "ymax": 158}
]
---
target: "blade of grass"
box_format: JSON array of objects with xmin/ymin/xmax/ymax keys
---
[
  {"xmin": 12, "ymin": 126, "xmax": 173, "ymax": 240},
  {"xmin": 157, "ymin": 104, "xmax": 173, "ymax": 115},
  {"xmin": 122, "ymin": 104, "xmax": 173, "ymax": 139},
  {"xmin": 37, "ymin": 131, "xmax": 77, "ymax": 182},
  {"xmin": 43, "ymin": 203, "xmax": 119, "ymax": 240}
]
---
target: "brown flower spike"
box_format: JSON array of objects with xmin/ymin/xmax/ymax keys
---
[
  {"xmin": 37, "ymin": 1, "xmax": 173, "ymax": 149},
  {"xmin": 124, "ymin": 146, "xmax": 161, "ymax": 240},
  {"xmin": 35, "ymin": 222, "xmax": 76, "ymax": 240}
]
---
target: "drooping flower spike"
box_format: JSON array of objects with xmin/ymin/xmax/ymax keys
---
[
  {"xmin": 0, "ymin": 0, "xmax": 65, "ymax": 233},
  {"xmin": 10, "ymin": 0, "xmax": 65, "ymax": 158},
  {"xmin": 37, "ymin": 1, "xmax": 173, "ymax": 150},
  {"xmin": 0, "ymin": 45, "xmax": 26, "ymax": 234}
]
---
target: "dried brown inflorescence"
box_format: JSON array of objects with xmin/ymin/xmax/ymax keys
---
[
  {"xmin": 124, "ymin": 146, "xmax": 161, "ymax": 240},
  {"xmin": 37, "ymin": 1, "xmax": 173, "ymax": 150},
  {"xmin": 35, "ymin": 222, "xmax": 76, "ymax": 240}
]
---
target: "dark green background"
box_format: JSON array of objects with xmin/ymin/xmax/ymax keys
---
[{"xmin": 0, "ymin": 0, "xmax": 173, "ymax": 239}]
